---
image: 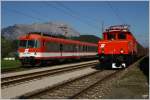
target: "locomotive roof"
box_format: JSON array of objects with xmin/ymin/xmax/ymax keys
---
[
  {"xmin": 18, "ymin": 33, "xmax": 97, "ymax": 46},
  {"xmin": 102, "ymin": 28, "xmax": 137, "ymax": 43},
  {"xmin": 105, "ymin": 25, "xmax": 130, "ymax": 32},
  {"xmin": 103, "ymin": 29, "xmax": 132, "ymax": 34}
]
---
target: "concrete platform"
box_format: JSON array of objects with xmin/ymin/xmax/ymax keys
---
[
  {"xmin": 2, "ymin": 67, "xmax": 97, "ymax": 98},
  {"xmin": 2, "ymin": 60, "xmax": 98, "ymax": 78}
]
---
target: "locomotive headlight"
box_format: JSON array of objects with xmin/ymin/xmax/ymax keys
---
[
  {"xmin": 120, "ymin": 49, "xmax": 124, "ymax": 53},
  {"xmin": 100, "ymin": 44, "xmax": 105, "ymax": 48}
]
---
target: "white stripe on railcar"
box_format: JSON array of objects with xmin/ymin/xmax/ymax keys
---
[{"xmin": 19, "ymin": 52, "xmax": 97, "ymax": 58}]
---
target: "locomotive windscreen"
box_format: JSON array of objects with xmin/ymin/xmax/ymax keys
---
[
  {"xmin": 118, "ymin": 32, "xmax": 126, "ymax": 39},
  {"xmin": 107, "ymin": 33, "xmax": 115, "ymax": 40}
]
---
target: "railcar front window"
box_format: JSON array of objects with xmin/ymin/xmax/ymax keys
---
[
  {"xmin": 19, "ymin": 40, "xmax": 27, "ymax": 48},
  {"xmin": 28, "ymin": 40, "xmax": 35, "ymax": 48},
  {"xmin": 19, "ymin": 40, "xmax": 39, "ymax": 48},
  {"xmin": 34, "ymin": 40, "xmax": 40, "ymax": 48}
]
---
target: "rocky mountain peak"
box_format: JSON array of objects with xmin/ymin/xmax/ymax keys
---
[{"xmin": 2, "ymin": 22, "xmax": 80, "ymax": 40}]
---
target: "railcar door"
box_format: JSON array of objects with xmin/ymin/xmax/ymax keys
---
[{"xmin": 60, "ymin": 44, "xmax": 63, "ymax": 56}]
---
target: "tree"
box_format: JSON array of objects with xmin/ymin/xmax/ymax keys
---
[{"xmin": 1, "ymin": 36, "xmax": 18, "ymax": 58}]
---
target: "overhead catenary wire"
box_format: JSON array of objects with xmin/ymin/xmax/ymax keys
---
[
  {"xmin": 55, "ymin": 2, "xmax": 100, "ymax": 26},
  {"xmin": 107, "ymin": 2, "xmax": 127, "ymax": 24},
  {"xmin": 43, "ymin": 2, "xmax": 99, "ymax": 30},
  {"xmin": 55, "ymin": 2, "xmax": 105, "ymax": 34},
  {"xmin": 5, "ymin": 8, "xmax": 44, "ymax": 22},
  {"xmin": 5, "ymin": 2, "xmax": 100, "ymax": 34},
  {"xmin": 56, "ymin": 2, "xmax": 106, "ymax": 34},
  {"xmin": 4, "ymin": 8, "xmax": 65, "ymax": 34}
]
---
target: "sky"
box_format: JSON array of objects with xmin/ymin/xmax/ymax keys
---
[{"xmin": 1, "ymin": 1, "xmax": 149, "ymax": 47}]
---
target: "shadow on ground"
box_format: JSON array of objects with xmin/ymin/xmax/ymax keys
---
[
  {"xmin": 138, "ymin": 56, "xmax": 149, "ymax": 82},
  {"xmin": 21, "ymin": 58, "xmax": 97, "ymax": 68},
  {"xmin": 92, "ymin": 62, "xmax": 120, "ymax": 70}
]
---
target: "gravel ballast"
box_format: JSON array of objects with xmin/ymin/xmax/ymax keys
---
[{"xmin": 76, "ymin": 57, "xmax": 149, "ymax": 99}]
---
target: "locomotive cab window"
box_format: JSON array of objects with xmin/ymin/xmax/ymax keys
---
[
  {"xmin": 118, "ymin": 33, "xmax": 126, "ymax": 39},
  {"xmin": 107, "ymin": 33, "xmax": 115, "ymax": 40}
]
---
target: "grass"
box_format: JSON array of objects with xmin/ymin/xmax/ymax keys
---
[
  {"xmin": 104, "ymin": 64, "xmax": 149, "ymax": 99},
  {"xmin": 1, "ymin": 60, "xmax": 21, "ymax": 70}
]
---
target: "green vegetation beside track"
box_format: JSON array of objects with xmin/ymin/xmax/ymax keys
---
[
  {"xmin": 1, "ymin": 60, "xmax": 21, "ymax": 70},
  {"xmin": 103, "ymin": 56, "xmax": 149, "ymax": 99}
]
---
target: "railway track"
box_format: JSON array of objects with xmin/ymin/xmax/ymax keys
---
[
  {"xmin": 2, "ymin": 59, "xmax": 97, "ymax": 74},
  {"xmin": 2, "ymin": 57, "xmax": 145, "ymax": 99},
  {"xmin": 2, "ymin": 61, "xmax": 98, "ymax": 88},
  {"xmin": 19, "ymin": 69, "xmax": 123, "ymax": 99}
]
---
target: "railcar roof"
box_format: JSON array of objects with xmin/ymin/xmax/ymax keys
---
[{"xmin": 18, "ymin": 34, "xmax": 97, "ymax": 46}]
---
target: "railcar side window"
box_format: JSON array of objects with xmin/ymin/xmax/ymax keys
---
[
  {"xmin": 107, "ymin": 33, "xmax": 115, "ymax": 40},
  {"xmin": 78, "ymin": 45, "xmax": 82, "ymax": 52},
  {"xmin": 70, "ymin": 44, "xmax": 74, "ymax": 52},
  {"xmin": 80, "ymin": 46, "xmax": 83, "ymax": 52},
  {"xmin": 76, "ymin": 45, "xmax": 79, "ymax": 52},
  {"xmin": 89, "ymin": 46, "xmax": 96, "ymax": 52},
  {"xmin": 118, "ymin": 33, "xmax": 126, "ymax": 39},
  {"xmin": 83, "ymin": 46, "xmax": 86, "ymax": 51},
  {"xmin": 73, "ymin": 45, "xmax": 77, "ymax": 52},
  {"xmin": 63, "ymin": 44, "xmax": 74, "ymax": 52},
  {"xmin": 88, "ymin": 46, "xmax": 91, "ymax": 52},
  {"xmin": 88, "ymin": 46, "xmax": 90, "ymax": 52},
  {"xmin": 46, "ymin": 42, "xmax": 60, "ymax": 52}
]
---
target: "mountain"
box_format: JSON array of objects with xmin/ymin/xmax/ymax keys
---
[
  {"xmin": 1, "ymin": 22, "xmax": 80, "ymax": 40},
  {"xmin": 1, "ymin": 23, "xmax": 100, "ymax": 58}
]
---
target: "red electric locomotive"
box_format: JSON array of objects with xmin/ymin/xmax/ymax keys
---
[
  {"xmin": 98, "ymin": 25, "xmax": 145, "ymax": 68},
  {"xmin": 18, "ymin": 32, "xmax": 97, "ymax": 66}
]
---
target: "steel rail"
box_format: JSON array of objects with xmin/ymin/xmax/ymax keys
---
[
  {"xmin": 2, "ymin": 62, "xmax": 98, "ymax": 88},
  {"xmin": 69, "ymin": 56, "xmax": 146, "ymax": 98},
  {"xmin": 18, "ymin": 70, "xmax": 102, "ymax": 99},
  {"xmin": 13, "ymin": 56, "xmax": 146, "ymax": 99},
  {"xmin": 69, "ymin": 70, "xmax": 122, "ymax": 99},
  {"xmin": 23, "ymin": 70, "xmax": 122, "ymax": 99}
]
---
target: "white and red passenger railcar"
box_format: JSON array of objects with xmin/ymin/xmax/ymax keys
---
[{"xmin": 18, "ymin": 32, "xmax": 97, "ymax": 66}]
